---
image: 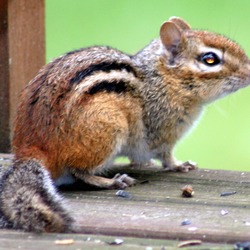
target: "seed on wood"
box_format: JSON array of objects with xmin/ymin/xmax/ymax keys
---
[
  {"xmin": 116, "ymin": 190, "xmax": 132, "ymax": 198},
  {"xmin": 181, "ymin": 219, "xmax": 191, "ymax": 226},
  {"xmin": 220, "ymin": 209, "xmax": 229, "ymax": 216},
  {"xmin": 177, "ymin": 240, "xmax": 202, "ymax": 248},
  {"xmin": 234, "ymin": 241, "xmax": 250, "ymax": 250},
  {"xmin": 107, "ymin": 238, "xmax": 124, "ymax": 245},
  {"xmin": 54, "ymin": 239, "xmax": 75, "ymax": 245},
  {"xmin": 181, "ymin": 185, "xmax": 194, "ymax": 198},
  {"xmin": 244, "ymin": 221, "xmax": 250, "ymax": 226},
  {"xmin": 220, "ymin": 191, "xmax": 237, "ymax": 197}
]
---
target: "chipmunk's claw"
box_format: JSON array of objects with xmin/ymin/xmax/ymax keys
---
[
  {"xmin": 163, "ymin": 161, "xmax": 197, "ymax": 172},
  {"xmin": 109, "ymin": 174, "xmax": 137, "ymax": 189}
]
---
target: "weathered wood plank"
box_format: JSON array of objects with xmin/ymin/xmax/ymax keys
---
[
  {"xmin": 67, "ymin": 166, "xmax": 250, "ymax": 243},
  {"xmin": 0, "ymin": 230, "xmax": 234, "ymax": 250},
  {"xmin": 0, "ymin": 154, "xmax": 249, "ymax": 246}
]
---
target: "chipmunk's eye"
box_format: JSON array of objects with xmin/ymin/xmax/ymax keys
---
[{"xmin": 200, "ymin": 52, "xmax": 221, "ymax": 66}]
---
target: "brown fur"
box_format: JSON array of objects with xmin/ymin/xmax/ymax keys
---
[{"xmin": 0, "ymin": 17, "xmax": 249, "ymax": 232}]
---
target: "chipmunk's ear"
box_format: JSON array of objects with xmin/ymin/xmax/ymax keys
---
[
  {"xmin": 160, "ymin": 18, "xmax": 190, "ymax": 63},
  {"xmin": 168, "ymin": 17, "xmax": 191, "ymax": 31},
  {"xmin": 160, "ymin": 21, "xmax": 182, "ymax": 57}
]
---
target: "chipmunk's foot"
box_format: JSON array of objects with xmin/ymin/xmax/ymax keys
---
[
  {"xmin": 109, "ymin": 173, "xmax": 137, "ymax": 189},
  {"xmin": 71, "ymin": 169, "xmax": 136, "ymax": 190},
  {"xmin": 163, "ymin": 160, "xmax": 197, "ymax": 173}
]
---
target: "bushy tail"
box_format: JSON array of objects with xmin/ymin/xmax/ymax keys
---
[{"xmin": 0, "ymin": 159, "xmax": 73, "ymax": 232}]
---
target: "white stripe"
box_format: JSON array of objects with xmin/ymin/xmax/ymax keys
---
[{"xmin": 74, "ymin": 69, "xmax": 135, "ymax": 93}]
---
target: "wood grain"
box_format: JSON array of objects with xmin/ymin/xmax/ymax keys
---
[
  {"xmin": 0, "ymin": 0, "xmax": 45, "ymax": 152},
  {"xmin": 0, "ymin": 154, "xmax": 249, "ymax": 248},
  {"xmin": 69, "ymin": 165, "xmax": 250, "ymax": 243},
  {"xmin": 0, "ymin": 0, "xmax": 10, "ymax": 152}
]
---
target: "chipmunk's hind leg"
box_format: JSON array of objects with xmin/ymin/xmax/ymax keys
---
[
  {"xmin": 71, "ymin": 169, "xmax": 136, "ymax": 189},
  {"xmin": 68, "ymin": 127, "xmax": 137, "ymax": 189},
  {"xmin": 67, "ymin": 97, "xmax": 137, "ymax": 189}
]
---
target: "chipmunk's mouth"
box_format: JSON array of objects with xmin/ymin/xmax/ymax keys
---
[
  {"xmin": 228, "ymin": 83, "xmax": 245, "ymax": 93},
  {"xmin": 226, "ymin": 77, "xmax": 250, "ymax": 93}
]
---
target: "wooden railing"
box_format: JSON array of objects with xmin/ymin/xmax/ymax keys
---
[{"xmin": 0, "ymin": 0, "xmax": 45, "ymax": 152}]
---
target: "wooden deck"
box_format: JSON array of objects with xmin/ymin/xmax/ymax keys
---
[{"xmin": 0, "ymin": 153, "xmax": 250, "ymax": 249}]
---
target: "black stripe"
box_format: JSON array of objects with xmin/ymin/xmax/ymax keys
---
[
  {"xmin": 87, "ymin": 80, "xmax": 133, "ymax": 95},
  {"xmin": 70, "ymin": 62, "xmax": 137, "ymax": 85}
]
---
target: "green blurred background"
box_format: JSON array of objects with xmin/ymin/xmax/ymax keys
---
[{"xmin": 45, "ymin": 0, "xmax": 250, "ymax": 171}]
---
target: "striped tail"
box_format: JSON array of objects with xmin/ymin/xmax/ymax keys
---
[{"xmin": 0, "ymin": 159, "xmax": 73, "ymax": 232}]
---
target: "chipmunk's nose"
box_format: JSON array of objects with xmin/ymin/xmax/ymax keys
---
[
  {"xmin": 248, "ymin": 60, "xmax": 250, "ymax": 78},
  {"xmin": 247, "ymin": 62, "xmax": 250, "ymax": 84}
]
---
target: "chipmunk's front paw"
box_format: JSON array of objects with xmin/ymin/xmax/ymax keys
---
[
  {"xmin": 163, "ymin": 160, "xmax": 197, "ymax": 172},
  {"xmin": 109, "ymin": 174, "xmax": 137, "ymax": 189}
]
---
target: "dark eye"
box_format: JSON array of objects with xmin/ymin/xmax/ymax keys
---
[{"xmin": 200, "ymin": 52, "xmax": 221, "ymax": 66}]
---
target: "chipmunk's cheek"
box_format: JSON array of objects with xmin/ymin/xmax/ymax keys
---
[
  {"xmin": 184, "ymin": 60, "xmax": 222, "ymax": 74},
  {"xmin": 194, "ymin": 80, "xmax": 225, "ymax": 103}
]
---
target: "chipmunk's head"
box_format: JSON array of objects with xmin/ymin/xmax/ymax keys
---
[{"xmin": 159, "ymin": 17, "xmax": 250, "ymax": 104}]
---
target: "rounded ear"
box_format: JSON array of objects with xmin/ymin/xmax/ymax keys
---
[
  {"xmin": 160, "ymin": 21, "xmax": 182, "ymax": 51},
  {"xmin": 169, "ymin": 16, "xmax": 191, "ymax": 31}
]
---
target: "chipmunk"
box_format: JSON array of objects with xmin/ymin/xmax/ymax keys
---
[{"xmin": 0, "ymin": 16, "xmax": 249, "ymax": 233}]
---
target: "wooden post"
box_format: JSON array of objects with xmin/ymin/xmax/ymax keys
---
[
  {"xmin": 0, "ymin": 0, "xmax": 10, "ymax": 153},
  {"xmin": 0, "ymin": 0, "xmax": 45, "ymax": 153}
]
